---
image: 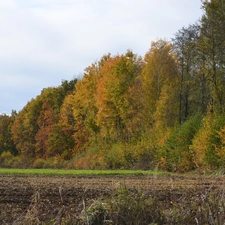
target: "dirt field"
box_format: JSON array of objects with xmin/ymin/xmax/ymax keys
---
[{"xmin": 0, "ymin": 173, "xmax": 224, "ymax": 224}]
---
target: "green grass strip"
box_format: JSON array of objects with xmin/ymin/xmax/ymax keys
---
[{"xmin": 0, "ymin": 168, "xmax": 166, "ymax": 176}]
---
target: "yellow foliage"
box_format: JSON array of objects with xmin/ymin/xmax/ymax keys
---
[
  {"xmin": 190, "ymin": 115, "xmax": 211, "ymax": 167},
  {"xmin": 215, "ymin": 126, "xmax": 225, "ymax": 164}
]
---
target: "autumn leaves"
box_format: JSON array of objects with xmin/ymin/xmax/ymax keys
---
[{"xmin": 3, "ymin": 0, "xmax": 225, "ymax": 170}]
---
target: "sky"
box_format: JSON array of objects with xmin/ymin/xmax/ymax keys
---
[{"xmin": 0, "ymin": 0, "xmax": 203, "ymax": 114}]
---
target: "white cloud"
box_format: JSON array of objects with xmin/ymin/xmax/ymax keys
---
[
  {"xmin": 0, "ymin": 0, "xmax": 16, "ymax": 8},
  {"xmin": 0, "ymin": 73, "xmax": 42, "ymax": 89},
  {"xmin": 0, "ymin": 0, "xmax": 202, "ymax": 113}
]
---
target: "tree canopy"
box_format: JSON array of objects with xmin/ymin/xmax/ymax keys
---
[{"xmin": 2, "ymin": 1, "xmax": 225, "ymax": 171}]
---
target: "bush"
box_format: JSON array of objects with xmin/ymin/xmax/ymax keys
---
[
  {"xmin": 32, "ymin": 156, "xmax": 68, "ymax": 169},
  {"xmin": 160, "ymin": 113, "xmax": 202, "ymax": 172},
  {"xmin": 104, "ymin": 143, "xmax": 136, "ymax": 169},
  {"xmin": 0, "ymin": 151, "xmax": 22, "ymax": 168},
  {"xmin": 191, "ymin": 114, "xmax": 225, "ymax": 169},
  {"xmin": 33, "ymin": 158, "xmax": 47, "ymax": 169},
  {"xmin": 132, "ymin": 136, "xmax": 157, "ymax": 170}
]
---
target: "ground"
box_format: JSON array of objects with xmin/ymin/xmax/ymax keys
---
[{"xmin": 0, "ymin": 173, "xmax": 224, "ymax": 224}]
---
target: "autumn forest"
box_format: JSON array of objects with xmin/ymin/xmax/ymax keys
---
[{"xmin": 1, "ymin": 0, "xmax": 225, "ymax": 171}]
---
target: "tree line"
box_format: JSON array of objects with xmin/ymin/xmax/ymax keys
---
[{"xmin": 1, "ymin": 0, "xmax": 225, "ymax": 171}]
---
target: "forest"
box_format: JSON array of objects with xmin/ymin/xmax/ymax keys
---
[{"xmin": 1, "ymin": 0, "xmax": 225, "ymax": 172}]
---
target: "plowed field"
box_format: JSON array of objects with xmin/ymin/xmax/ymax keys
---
[{"xmin": 0, "ymin": 174, "xmax": 224, "ymax": 224}]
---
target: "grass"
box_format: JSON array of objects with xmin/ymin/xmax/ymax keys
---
[{"xmin": 0, "ymin": 168, "xmax": 167, "ymax": 176}]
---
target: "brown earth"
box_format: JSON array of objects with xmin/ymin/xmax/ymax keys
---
[{"xmin": 0, "ymin": 174, "xmax": 224, "ymax": 224}]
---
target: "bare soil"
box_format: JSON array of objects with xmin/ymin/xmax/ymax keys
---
[{"xmin": 0, "ymin": 174, "xmax": 224, "ymax": 224}]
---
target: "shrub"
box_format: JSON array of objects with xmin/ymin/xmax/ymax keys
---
[
  {"xmin": 33, "ymin": 158, "xmax": 46, "ymax": 169},
  {"xmin": 160, "ymin": 113, "xmax": 202, "ymax": 172},
  {"xmin": 0, "ymin": 151, "xmax": 22, "ymax": 168},
  {"xmin": 104, "ymin": 143, "xmax": 129, "ymax": 169},
  {"xmin": 191, "ymin": 114, "xmax": 225, "ymax": 169}
]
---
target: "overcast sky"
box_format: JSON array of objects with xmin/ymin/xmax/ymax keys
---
[{"xmin": 0, "ymin": 0, "xmax": 203, "ymax": 114}]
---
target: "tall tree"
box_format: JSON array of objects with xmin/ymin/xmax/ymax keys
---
[
  {"xmin": 72, "ymin": 55, "xmax": 111, "ymax": 151},
  {"xmin": 173, "ymin": 24, "xmax": 203, "ymax": 122},
  {"xmin": 52, "ymin": 94, "xmax": 76, "ymax": 159},
  {"xmin": 0, "ymin": 113, "xmax": 17, "ymax": 155},
  {"xmin": 95, "ymin": 51, "xmax": 142, "ymax": 142},
  {"xmin": 35, "ymin": 101, "xmax": 56, "ymax": 158},
  {"xmin": 199, "ymin": 0, "xmax": 225, "ymax": 113},
  {"xmin": 11, "ymin": 98, "xmax": 42, "ymax": 158},
  {"xmin": 11, "ymin": 80, "xmax": 76, "ymax": 160},
  {"xmin": 141, "ymin": 40, "xmax": 179, "ymax": 130}
]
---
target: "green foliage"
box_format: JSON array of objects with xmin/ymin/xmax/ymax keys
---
[
  {"xmin": 47, "ymin": 125, "xmax": 75, "ymax": 159},
  {"xmin": 11, "ymin": 98, "xmax": 42, "ymax": 158},
  {"xmin": 161, "ymin": 113, "xmax": 202, "ymax": 172},
  {"xmin": 173, "ymin": 24, "xmax": 204, "ymax": 121},
  {"xmin": 32, "ymin": 158, "xmax": 47, "ymax": 169},
  {"xmin": 191, "ymin": 114, "xmax": 225, "ymax": 169},
  {"xmin": 204, "ymin": 115, "xmax": 225, "ymax": 167},
  {"xmin": 0, "ymin": 152, "xmax": 28, "ymax": 168},
  {"xmin": 0, "ymin": 113, "xmax": 17, "ymax": 155},
  {"xmin": 131, "ymin": 134, "xmax": 158, "ymax": 170},
  {"xmin": 200, "ymin": 0, "xmax": 225, "ymax": 113},
  {"xmin": 104, "ymin": 143, "xmax": 136, "ymax": 169},
  {"xmin": 0, "ymin": 152, "xmax": 17, "ymax": 168},
  {"xmin": 32, "ymin": 156, "xmax": 66, "ymax": 169}
]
